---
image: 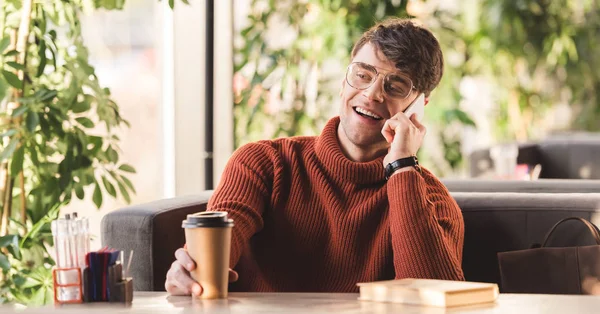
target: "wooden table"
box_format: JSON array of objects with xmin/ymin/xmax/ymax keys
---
[{"xmin": 7, "ymin": 292, "xmax": 600, "ymax": 313}]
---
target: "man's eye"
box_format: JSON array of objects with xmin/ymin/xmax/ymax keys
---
[
  {"xmin": 356, "ymin": 72, "xmax": 371, "ymax": 80},
  {"xmin": 387, "ymin": 84, "xmax": 406, "ymax": 96},
  {"xmin": 389, "ymin": 85, "xmax": 403, "ymax": 93}
]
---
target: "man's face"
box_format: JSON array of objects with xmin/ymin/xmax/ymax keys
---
[{"xmin": 339, "ymin": 43, "xmax": 420, "ymax": 148}]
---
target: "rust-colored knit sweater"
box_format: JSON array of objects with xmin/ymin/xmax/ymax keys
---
[{"xmin": 208, "ymin": 117, "xmax": 464, "ymax": 292}]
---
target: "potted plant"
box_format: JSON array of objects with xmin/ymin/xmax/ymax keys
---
[{"xmin": 0, "ymin": 0, "xmax": 185, "ymax": 305}]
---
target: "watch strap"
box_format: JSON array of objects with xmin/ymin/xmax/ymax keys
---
[{"xmin": 385, "ymin": 156, "xmax": 419, "ymax": 180}]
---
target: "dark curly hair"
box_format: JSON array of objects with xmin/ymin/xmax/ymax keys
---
[{"xmin": 351, "ymin": 18, "xmax": 444, "ymax": 97}]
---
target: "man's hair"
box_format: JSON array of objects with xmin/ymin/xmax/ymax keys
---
[{"xmin": 351, "ymin": 18, "xmax": 444, "ymax": 97}]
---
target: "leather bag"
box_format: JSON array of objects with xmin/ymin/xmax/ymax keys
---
[{"xmin": 498, "ymin": 217, "xmax": 600, "ymax": 294}]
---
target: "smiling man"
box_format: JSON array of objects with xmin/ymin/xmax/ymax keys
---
[{"xmin": 165, "ymin": 18, "xmax": 465, "ymax": 296}]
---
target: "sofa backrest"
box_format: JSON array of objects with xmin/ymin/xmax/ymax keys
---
[
  {"xmin": 469, "ymin": 136, "xmax": 600, "ymax": 179},
  {"xmin": 101, "ymin": 192, "xmax": 213, "ymax": 291},
  {"xmin": 442, "ymin": 179, "xmax": 600, "ymax": 193},
  {"xmin": 102, "ymin": 191, "xmax": 600, "ymax": 291},
  {"xmin": 537, "ymin": 138, "xmax": 600, "ymax": 179},
  {"xmin": 455, "ymin": 192, "xmax": 600, "ymax": 287}
]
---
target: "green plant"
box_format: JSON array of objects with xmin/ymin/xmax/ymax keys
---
[
  {"xmin": 0, "ymin": 0, "xmax": 184, "ymax": 306},
  {"xmin": 233, "ymin": 0, "xmax": 476, "ymax": 175},
  {"xmin": 427, "ymin": 0, "xmax": 600, "ymax": 141},
  {"xmin": 235, "ymin": 0, "xmax": 600, "ymax": 176}
]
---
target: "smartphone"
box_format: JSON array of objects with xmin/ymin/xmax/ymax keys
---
[{"xmin": 403, "ymin": 93, "xmax": 425, "ymax": 122}]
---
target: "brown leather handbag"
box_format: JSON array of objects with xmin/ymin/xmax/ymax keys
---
[{"xmin": 498, "ymin": 217, "xmax": 600, "ymax": 294}]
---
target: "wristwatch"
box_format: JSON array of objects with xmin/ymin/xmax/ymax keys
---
[{"xmin": 385, "ymin": 156, "xmax": 419, "ymax": 180}]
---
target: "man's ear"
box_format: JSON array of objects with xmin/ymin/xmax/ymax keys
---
[{"xmin": 424, "ymin": 97, "xmax": 429, "ymax": 106}]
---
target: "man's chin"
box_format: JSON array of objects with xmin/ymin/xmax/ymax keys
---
[{"xmin": 347, "ymin": 133, "xmax": 387, "ymax": 148}]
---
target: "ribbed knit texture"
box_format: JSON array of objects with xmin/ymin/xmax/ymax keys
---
[{"xmin": 208, "ymin": 117, "xmax": 464, "ymax": 292}]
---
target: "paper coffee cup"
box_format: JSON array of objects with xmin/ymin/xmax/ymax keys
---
[{"xmin": 182, "ymin": 211, "xmax": 234, "ymax": 299}]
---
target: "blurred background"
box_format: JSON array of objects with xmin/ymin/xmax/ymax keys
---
[
  {"xmin": 34, "ymin": 0, "xmax": 600, "ymax": 246},
  {"xmin": 1, "ymin": 0, "xmax": 600, "ymax": 305}
]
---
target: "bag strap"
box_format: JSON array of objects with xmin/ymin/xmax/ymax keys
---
[{"xmin": 542, "ymin": 217, "xmax": 600, "ymax": 247}]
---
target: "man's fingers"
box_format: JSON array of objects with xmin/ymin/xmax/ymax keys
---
[
  {"xmin": 191, "ymin": 283, "xmax": 203, "ymax": 296},
  {"xmin": 166, "ymin": 261, "xmax": 202, "ymax": 296},
  {"xmin": 174, "ymin": 264, "xmax": 200, "ymax": 294},
  {"xmin": 175, "ymin": 248, "xmax": 196, "ymax": 271},
  {"xmin": 165, "ymin": 282, "xmax": 188, "ymax": 296},
  {"xmin": 410, "ymin": 114, "xmax": 426, "ymax": 134},
  {"xmin": 229, "ymin": 269, "xmax": 239, "ymax": 283},
  {"xmin": 382, "ymin": 119, "xmax": 402, "ymax": 143},
  {"xmin": 166, "ymin": 263, "xmax": 191, "ymax": 295}
]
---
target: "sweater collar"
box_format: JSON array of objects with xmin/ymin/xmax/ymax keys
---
[{"xmin": 314, "ymin": 117, "xmax": 386, "ymax": 184}]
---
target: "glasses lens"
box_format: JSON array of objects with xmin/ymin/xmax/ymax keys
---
[
  {"xmin": 385, "ymin": 74, "xmax": 413, "ymax": 99},
  {"xmin": 346, "ymin": 63, "xmax": 376, "ymax": 89}
]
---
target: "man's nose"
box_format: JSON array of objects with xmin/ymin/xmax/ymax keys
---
[{"xmin": 362, "ymin": 75, "xmax": 385, "ymax": 103}]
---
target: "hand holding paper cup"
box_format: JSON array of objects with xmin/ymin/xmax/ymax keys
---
[{"xmin": 182, "ymin": 211, "xmax": 234, "ymax": 299}]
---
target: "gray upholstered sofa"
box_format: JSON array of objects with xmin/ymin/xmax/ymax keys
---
[
  {"xmin": 469, "ymin": 135, "xmax": 600, "ymax": 179},
  {"xmin": 441, "ymin": 179, "xmax": 600, "ymax": 193},
  {"xmin": 102, "ymin": 191, "xmax": 600, "ymax": 292}
]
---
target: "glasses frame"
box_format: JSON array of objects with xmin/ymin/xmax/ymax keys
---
[{"xmin": 345, "ymin": 62, "xmax": 416, "ymax": 100}]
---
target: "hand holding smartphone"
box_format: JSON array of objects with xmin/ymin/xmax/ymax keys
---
[
  {"xmin": 403, "ymin": 93, "xmax": 425, "ymax": 122},
  {"xmin": 381, "ymin": 93, "xmax": 427, "ymax": 166}
]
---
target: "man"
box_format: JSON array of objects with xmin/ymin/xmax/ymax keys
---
[{"xmin": 165, "ymin": 18, "xmax": 464, "ymax": 296}]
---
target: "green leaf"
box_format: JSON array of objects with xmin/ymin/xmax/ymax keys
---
[
  {"xmin": 0, "ymin": 234, "xmax": 20, "ymax": 260},
  {"xmin": 93, "ymin": 182, "xmax": 102, "ymax": 208},
  {"xmin": 11, "ymin": 105, "xmax": 27, "ymax": 117},
  {"xmin": 0, "ymin": 129, "xmax": 17, "ymax": 138},
  {"xmin": 2, "ymin": 70, "xmax": 22, "ymax": 88},
  {"xmin": 19, "ymin": 276, "xmax": 42, "ymax": 289},
  {"xmin": 0, "ymin": 234, "xmax": 18, "ymax": 248},
  {"xmin": 0, "ymin": 75, "xmax": 7, "ymax": 101},
  {"xmin": 4, "ymin": 50, "xmax": 18, "ymax": 57},
  {"xmin": 0, "ymin": 37, "xmax": 10, "ymax": 53},
  {"xmin": 0, "ymin": 254, "xmax": 9, "ymax": 271},
  {"xmin": 181, "ymin": 0, "xmax": 189, "ymax": 4},
  {"xmin": 76, "ymin": 117, "xmax": 94, "ymax": 128},
  {"xmin": 75, "ymin": 185, "xmax": 84, "ymax": 200},
  {"xmin": 117, "ymin": 180, "xmax": 131, "ymax": 203},
  {"xmin": 120, "ymin": 175, "xmax": 136, "ymax": 193},
  {"xmin": 80, "ymin": 156, "xmax": 92, "ymax": 168},
  {"xmin": 40, "ymin": 89, "xmax": 57, "ymax": 102},
  {"xmin": 37, "ymin": 41, "xmax": 47, "ymax": 77},
  {"xmin": 445, "ymin": 109, "xmax": 477, "ymax": 127},
  {"xmin": 118, "ymin": 164, "xmax": 135, "ymax": 173},
  {"xmin": 6, "ymin": 61, "xmax": 24, "ymax": 70},
  {"xmin": 26, "ymin": 112, "xmax": 40, "ymax": 132},
  {"xmin": 82, "ymin": 173, "xmax": 94, "ymax": 185},
  {"xmin": 9, "ymin": 217, "xmax": 27, "ymax": 229},
  {"xmin": 71, "ymin": 100, "xmax": 91, "ymax": 113},
  {"xmin": 106, "ymin": 146, "xmax": 118, "ymax": 163},
  {"xmin": 0, "ymin": 138, "xmax": 18, "ymax": 162},
  {"xmin": 37, "ymin": 6, "xmax": 47, "ymax": 33},
  {"xmin": 102, "ymin": 176, "xmax": 117, "ymax": 198},
  {"xmin": 169, "ymin": 0, "xmax": 174, "ymax": 9},
  {"xmin": 29, "ymin": 283, "xmax": 49, "ymax": 306},
  {"xmin": 29, "ymin": 145, "xmax": 40, "ymax": 166},
  {"xmin": 10, "ymin": 144, "xmax": 24, "ymax": 177},
  {"xmin": 20, "ymin": 202, "xmax": 62, "ymax": 248}
]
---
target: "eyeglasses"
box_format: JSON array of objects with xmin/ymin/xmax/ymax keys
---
[{"xmin": 345, "ymin": 62, "xmax": 415, "ymax": 99}]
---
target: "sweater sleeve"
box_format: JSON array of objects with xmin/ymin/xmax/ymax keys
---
[
  {"xmin": 386, "ymin": 168, "xmax": 465, "ymax": 281},
  {"xmin": 207, "ymin": 142, "xmax": 280, "ymax": 269}
]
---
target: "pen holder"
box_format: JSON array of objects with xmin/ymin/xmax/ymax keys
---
[
  {"xmin": 52, "ymin": 267, "xmax": 84, "ymax": 304},
  {"xmin": 83, "ymin": 263, "xmax": 133, "ymax": 304},
  {"xmin": 111, "ymin": 277, "xmax": 133, "ymax": 303}
]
